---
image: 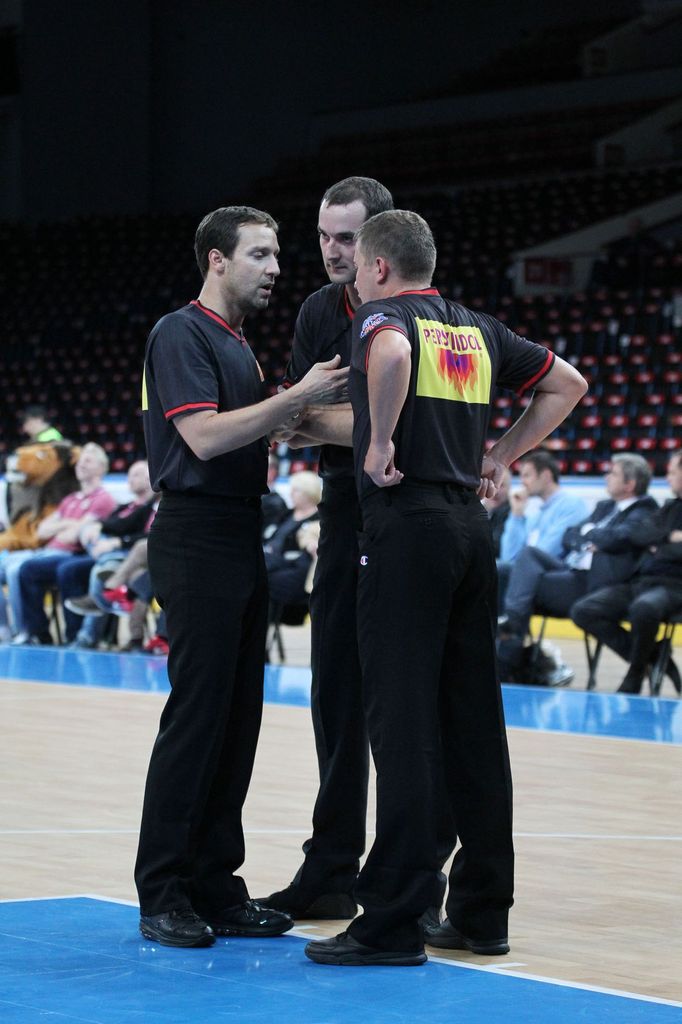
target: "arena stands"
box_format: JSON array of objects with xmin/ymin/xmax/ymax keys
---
[{"xmin": 1, "ymin": 163, "xmax": 680, "ymax": 476}]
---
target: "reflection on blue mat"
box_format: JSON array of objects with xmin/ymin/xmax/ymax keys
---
[
  {"xmin": 1, "ymin": 646, "xmax": 680, "ymax": 743},
  {"xmin": 0, "ymin": 898, "xmax": 678, "ymax": 1024}
]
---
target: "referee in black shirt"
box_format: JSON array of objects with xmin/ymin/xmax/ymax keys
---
[
  {"xmin": 305, "ymin": 210, "xmax": 587, "ymax": 966},
  {"xmin": 264, "ymin": 178, "xmax": 397, "ymax": 919},
  {"xmin": 135, "ymin": 206, "xmax": 348, "ymax": 948}
]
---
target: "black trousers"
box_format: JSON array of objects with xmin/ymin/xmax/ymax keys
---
[
  {"xmin": 293, "ymin": 478, "xmax": 369, "ymax": 894},
  {"xmin": 134, "ymin": 492, "xmax": 268, "ymax": 917},
  {"xmin": 504, "ymin": 547, "xmax": 588, "ymax": 635},
  {"xmin": 572, "ymin": 576, "xmax": 682, "ymax": 675},
  {"xmin": 349, "ymin": 483, "xmax": 514, "ymax": 952}
]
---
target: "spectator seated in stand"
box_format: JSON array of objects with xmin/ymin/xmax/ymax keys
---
[
  {"xmin": 13, "ymin": 454, "xmax": 155, "ymax": 646},
  {"xmin": 499, "ymin": 453, "xmax": 657, "ymax": 639},
  {"xmin": 76, "ymin": 537, "xmax": 154, "ymax": 652},
  {"xmin": 7, "ymin": 444, "xmax": 117, "ymax": 644},
  {"xmin": 3, "ymin": 405, "xmax": 66, "ymax": 527},
  {"xmin": 497, "ymin": 450, "xmax": 587, "ymax": 608},
  {"xmin": 264, "ymin": 471, "xmax": 321, "ymax": 613},
  {"xmin": 0, "ymin": 441, "xmax": 79, "ymax": 642},
  {"xmin": 572, "ymin": 451, "xmax": 682, "ymax": 695},
  {"xmin": 60, "ymin": 463, "xmax": 157, "ymax": 650}
]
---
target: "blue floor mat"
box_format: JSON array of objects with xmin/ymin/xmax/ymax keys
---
[{"xmin": 0, "ymin": 898, "xmax": 679, "ymax": 1024}]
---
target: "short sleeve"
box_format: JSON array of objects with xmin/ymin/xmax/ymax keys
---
[
  {"xmin": 148, "ymin": 317, "xmax": 219, "ymax": 420},
  {"xmin": 482, "ymin": 314, "xmax": 555, "ymax": 395},
  {"xmin": 285, "ymin": 300, "xmax": 319, "ymax": 385},
  {"xmin": 352, "ymin": 306, "xmax": 409, "ymax": 375},
  {"xmin": 89, "ymin": 490, "xmax": 117, "ymax": 520}
]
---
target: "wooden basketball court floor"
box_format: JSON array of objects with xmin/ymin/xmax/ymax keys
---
[{"xmin": 0, "ymin": 633, "xmax": 680, "ymax": 1023}]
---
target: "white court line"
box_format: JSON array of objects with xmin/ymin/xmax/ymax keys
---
[
  {"xmin": 1, "ymin": 894, "xmax": 680, "ymax": 1008},
  {"xmin": 2, "ymin": 827, "xmax": 681, "ymax": 841}
]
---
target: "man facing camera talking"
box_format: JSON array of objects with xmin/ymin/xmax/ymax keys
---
[{"xmin": 135, "ymin": 205, "xmax": 348, "ymax": 948}]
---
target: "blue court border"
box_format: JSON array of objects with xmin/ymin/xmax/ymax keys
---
[
  {"xmin": 0, "ymin": 897, "xmax": 680, "ymax": 1024},
  {"xmin": 1, "ymin": 645, "xmax": 680, "ymax": 744}
]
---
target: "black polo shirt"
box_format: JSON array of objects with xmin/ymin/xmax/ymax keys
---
[
  {"xmin": 283, "ymin": 283, "xmax": 355, "ymax": 481},
  {"xmin": 142, "ymin": 301, "xmax": 268, "ymax": 496},
  {"xmin": 349, "ymin": 289, "xmax": 554, "ymax": 497}
]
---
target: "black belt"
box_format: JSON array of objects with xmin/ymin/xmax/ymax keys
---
[{"xmin": 161, "ymin": 490, "xmax": 261, "ymax": 509}]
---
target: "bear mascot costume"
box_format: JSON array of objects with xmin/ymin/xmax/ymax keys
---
[{"xmin": 0, "ymin": 442, "xmax": 80, "ymax": 552}]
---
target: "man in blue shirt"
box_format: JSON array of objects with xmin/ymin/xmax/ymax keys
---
[{"xmin": 499, "ymin": 451, "xmax": 587, "ymax": 564}]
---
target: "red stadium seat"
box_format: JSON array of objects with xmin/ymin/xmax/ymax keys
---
[
  {"xmin": 611, "ymin": 437, "xmax": 633, "ymax": 451},
  {"xmin": 634, "ymin": 438, "xmax": 657, "ymax": 451}
]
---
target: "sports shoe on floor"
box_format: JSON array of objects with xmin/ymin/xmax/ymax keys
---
[
  {"xmin": 547, "ymin": 662, "xmax": 575, "ymax": 687},
  {"xmin": 10, "ymin": 631, "xmax": 53, "ymax": 646},
  {"xmin": 139, "ymin": 908, "xmax": 215, "ymax": 947},
  {"xmin": 201, "ymin": 899, "xmax": 293, "ymax": 937},
  {"xmin": 304, "ymin": 931, "xmax": 427, "ymax": 966},
  {"xmin": 424, "ymin": 918, "xmax": 509, "ymax": 955},
  {"xmin": 101, "ymin": 586, "xmax": 136, "ymax": 615},
  {"xmin": 64, "ymin": 595, "xmax": 104, "ymax": 617},
  {"xmin": 143, "ymin": 635, "xmax": 169, "ymax": 656},
  {"xmin": 258, "ymin": 883, "xmax": 357, "ymax": 920}
]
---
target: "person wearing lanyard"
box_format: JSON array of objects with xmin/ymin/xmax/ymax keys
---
[
  {"xmin": 304, "ymin": 209, "xmax": 587, "ymax": 966},
  {"xmin": 135, "ymin": 205, "xmax": 348, "ymax": 948}
]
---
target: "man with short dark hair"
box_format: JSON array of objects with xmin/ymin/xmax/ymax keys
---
[
  {"xmin": 304, "ymin": 209, "xmax": 587, "ymax": 966},
  {"xmin": 134, "ymin": 205, "xmax": 348, "ymax": 948},
  {"xmin": 572, "ymin": 451, "xmax": 682, "ymax": 694},
  {"xmin": 263, "ymin": 178, "xmax": 396, "ymax": 920}
]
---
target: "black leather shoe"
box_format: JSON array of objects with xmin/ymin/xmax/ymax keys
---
[
  {"xmin": 258, "ymin": 883, "xmax": 357, "ymax": 920},
  {"xmin": 139, "ymin": 908, "xmax": 215, "ymax": 947},
  {"xmin": 305, "ymin": 931, "xmax": 427, "ymax": 966},
  {"xmin": 424, "ymin": 918, "xmax": 509, "ymax": 955},
  {"xmin": 203, "ymin": 899, "xmax": 293, "ymax": 937}
]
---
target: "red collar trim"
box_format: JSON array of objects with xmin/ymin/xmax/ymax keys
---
[
  {"xmin": 191, "ymin": 300, "xmax": 243, "ymax": 341},
  {"xmin": 396, "ymin": 288, "xmax": 440, "ymax": 296},
  {"xmin": 343, "ymin": 287, "xmax": 356, "ymax": 320}
]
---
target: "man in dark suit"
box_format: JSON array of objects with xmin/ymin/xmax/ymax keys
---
[
  {"xmin": 498, "ymin": 453, "xmax": 657, "ymax": 639},
  {"xmin": 572, "ymin": 451, "xmax": 682, "ymax": 694}
]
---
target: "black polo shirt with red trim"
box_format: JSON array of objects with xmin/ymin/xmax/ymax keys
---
[
  {"xmin": 283, "ymin": 282, "xmax": 355, "ymax": 481},
  {"xmin": 142, "ymin": 300, "xmax": 268, "ymax": 496},
  {"xmin": 349, "ymin": 289, "xmax": 554, "ymax": 496}
]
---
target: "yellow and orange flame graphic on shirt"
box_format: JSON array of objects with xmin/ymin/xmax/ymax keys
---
[{"xmin": 415, "ymin": 319, "xmax": 491, "ymax": 403}]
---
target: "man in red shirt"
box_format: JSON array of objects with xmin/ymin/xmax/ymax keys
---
[{"xmin": 9, "ymin": 443, "xmax": 116, "ymax": 644}]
